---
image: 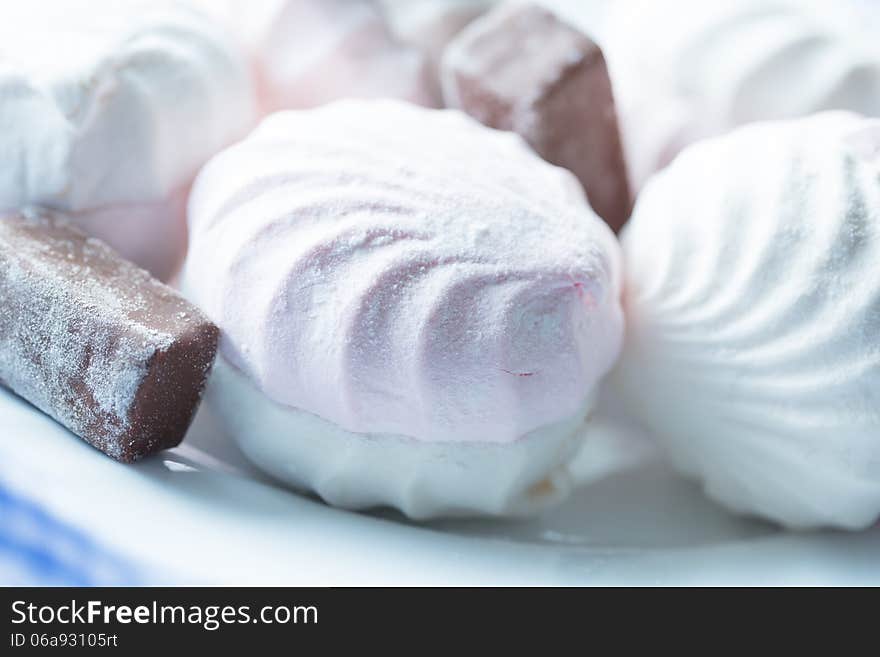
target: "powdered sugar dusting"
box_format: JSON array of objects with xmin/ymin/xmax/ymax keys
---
[
  {"xmin": 184, "ymin": 99, "xmax": 623, "ymax": 446},
  {"xmin": 439, "ymin": 3, "xmax": 630, "ymax": 232},
  {"xmin": 615, "ymin": 112, "xmax": 880, "ymax": 529},
  {"xmin": 443, "ymin": 2, "xmax": 597, "ymax": 115},
  {"xmin": 0, "ymin": 209, "xmax": 203, "ymax": 459}
]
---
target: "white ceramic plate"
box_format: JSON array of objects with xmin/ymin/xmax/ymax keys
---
[
  {"xmin": 3, "ymin": 0, "xmax": 878, "ymax": 587},
  {"xmin": 2, "ymin": 385, "xmax": 878, "ymax": 585}
]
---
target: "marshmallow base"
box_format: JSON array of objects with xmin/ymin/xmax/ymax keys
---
[{"xmin": 208, "ymin": 359, "xmax": 592, "ymax": 518}]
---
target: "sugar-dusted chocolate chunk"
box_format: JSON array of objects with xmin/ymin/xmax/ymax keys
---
[
  {"xmin": 0, "ymin": 209, "xmax": 219, "ymax": 462},
  {"xmin": 441, "ymin": 2, "xmax": 632, "ymax": 232}
]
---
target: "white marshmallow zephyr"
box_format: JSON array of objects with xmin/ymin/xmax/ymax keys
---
[
  {"xmin": 183, "ymin": 99, "xmax": 624, "ymax": 518},
  {"xmin": 603, "ymin": 0, "xmax": 880, "ymax": 190},
  {"xmin": 613, "ymin": 112, "xmax": 880, "ymax": 530},
  {"xmin": 0, "ymin": 0, "xmax": 256, "ymax": 280}
]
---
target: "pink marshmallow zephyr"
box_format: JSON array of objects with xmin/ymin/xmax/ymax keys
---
[
  {"xmin": 200, "ymin": 0, "xmax": 440, "ymax": 112},
  {"xmin": 441, "ymin": 2, "xmax": 632, "ymax": 233},
  {"xmin": 380, "ymin": 0, "xmax": 495, "ymax": 97},
  {"xmin": 381, "ymin": 0, "xmax": 494, "ymax": 64},
  {"xmin": 183, "ymin": 100, "xmax": 624, "ymax": 518}
]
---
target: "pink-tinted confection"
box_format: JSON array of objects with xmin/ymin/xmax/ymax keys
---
[
  {"xmin": 380, "ymin": 0, "xmax": 495, "ymax": 98},
  {"xmin": 205, "ymin": 0, "xmax": 441, "ymax": 112},
  {"xmin": 185, "ymin": 100, "xmax": 623, "ymax": 444},
  {"xmin": 381, "ymin": 0, "xmax": 494, "ymax": 63},
  {"xmin": 68, "ymin": 187, "xmax": 189, "ymax": 285},
  {"xmin": 182, "ymin": 100, "xmax": 624, "ymax": 516},
  {"xmin": 441, "ymin": 2, "xmax": 632, "ymax": 232}
]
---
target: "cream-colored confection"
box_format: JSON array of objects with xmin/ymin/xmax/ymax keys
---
[
  {"xmin": 614, "ymin": 112, "xmax": 880, "ymax": 529},
  {"xmin": 604, "ymin": 0, "xmax": 880, "ymax": 190},
  {"xmin": 0, "ymin": 0, "xmax": 256, "ymax": 279}
]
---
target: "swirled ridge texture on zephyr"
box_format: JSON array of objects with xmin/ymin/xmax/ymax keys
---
[
  {"xmin": 614, "ymin": 112, "xmax": 880, "ymax": 530},
  {"xmin": 604, "ymin": 0, "xmax": 880, "ymax": 190},
  {"xmin": 182, "ymin": 100, "xmax": 623, "ymax": 516},
  {"xmin": 186, "ymin": 99, "xmax": 623, "ymax": 446}
]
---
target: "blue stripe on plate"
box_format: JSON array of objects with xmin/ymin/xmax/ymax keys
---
[{"xmin": 0, "ymin": 484, "xmax": 140, "ymax": 586}]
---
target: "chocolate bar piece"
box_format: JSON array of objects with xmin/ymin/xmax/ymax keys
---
[
  {"xmin": 441, "ymin": 2, "xmax": 632, "ymax": 232},
  {"xmin": 0, "ymin": 209, "xmax": 219, "ymax": 462}
]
